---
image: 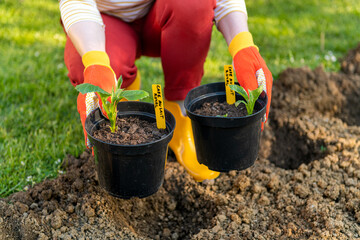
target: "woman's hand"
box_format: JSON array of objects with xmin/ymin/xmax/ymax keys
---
[
  {"xmin": 218, "ymin": 12, "xmax": 273, "ymax": 129},
  {"xmin": 77, "ymin": 51, "xmax": 117, "ymax": 147}
]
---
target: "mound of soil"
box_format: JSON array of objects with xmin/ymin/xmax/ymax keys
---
[
  {"xmin": 341, "ymin": 43, "xmax": 360, "ymax": 75},
  {"xmin": 1, "ymin": 45, "xmax": 360, "ymax": 239}
]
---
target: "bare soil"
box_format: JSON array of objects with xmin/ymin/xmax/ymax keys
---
[
  {"xmin": 1, "ymin": 44, "xmax": 360, "ymax": 239},
  {"xmin": 341, "ymin": 43, "xmax": 360, "ymax": 75},
  {"xmin": 194, "ymin": 101, "xmax": 248, "ymax": 117},
  {"xmin": 93, "ymin": 116, "xmax": 168, "ymax": 145}
]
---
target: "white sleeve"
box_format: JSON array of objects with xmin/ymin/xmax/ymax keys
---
[
  {"xmin": 214, "ymin": 0, "xmax": 247, "ymax": 25},
  {"xmin": 59, "ymin": 0, "xmax": 104, "ymax": 33}
]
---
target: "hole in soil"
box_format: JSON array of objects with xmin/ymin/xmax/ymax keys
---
[
  {"xmin": 268, "ymin": 121, "xmax": 328, "ymax": 170},
  {"xmin": 160, "ymin": 180, "xmax": 218, "ymax": 239}
]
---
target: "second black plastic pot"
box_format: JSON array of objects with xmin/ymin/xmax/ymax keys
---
[
  {"xmin": 85, "ymin": 101, "xmax": 175, "ymax": 199},
  {"xmin": 185, "ymin": 82, "xmax": 267, "ymax": 172}
]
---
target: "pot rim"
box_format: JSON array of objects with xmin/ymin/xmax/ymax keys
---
[
  {"xmin": 186, "ymin": 92, "xmax": 267, "ymax": 120},
  {"xmin": 185, "ymin": 82, "xmax": 268, "ymax": 123}
]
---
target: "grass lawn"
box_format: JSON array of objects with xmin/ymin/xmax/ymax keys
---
[{"xmin": 0, "ymin": 0, "xmax": 359, "ymax": 197}]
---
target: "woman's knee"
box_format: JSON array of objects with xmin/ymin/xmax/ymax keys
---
[{"xmin": 109, "ymin": 56, "xmax": 138, "ymax": 88}]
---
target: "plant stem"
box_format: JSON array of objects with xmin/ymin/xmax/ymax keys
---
[
  {"xmin": 109, "ymin": 103, "xmax": 117, "ymax": 133},
  {"xmin": 110, "ymin": 118, "xmax": 117, "ymax": 132}
]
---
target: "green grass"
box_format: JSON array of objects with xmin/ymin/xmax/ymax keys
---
[{"xmin": 1, "ymin": 0, "xmax": 359, "ymax": 197}]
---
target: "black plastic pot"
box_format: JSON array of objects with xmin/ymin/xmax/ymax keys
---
[
  {"xmin": 85, "ymin": 101, "xmax": 175, "ymax": 199},
  {"xmin": 185, "ymin": 82, "xmax": 267, "ymax": 172}
]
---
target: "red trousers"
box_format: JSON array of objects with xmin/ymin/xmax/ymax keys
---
[{"xmin": 64, "ymin": 0, "xmax": 216, "ymax": 100}]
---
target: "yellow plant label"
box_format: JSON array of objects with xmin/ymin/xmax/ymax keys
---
[
  {"xmin": 152, "ymin": 84, "xmax": 166, "ymax": 129},
  {"xmin": 224, "ymin": 65, "xmax": 235, "ymax": 104}
]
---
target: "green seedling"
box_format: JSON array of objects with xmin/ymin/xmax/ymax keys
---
[
  {"xmin": 216, "ymin": 113, "xmax": 228, "ymax": 118},
  {"xmin": 75, "ymin": 77, "xmax": 149, "ymax": 133},
  {"xmin": 229, "ymin": 85, "xmax": 263, "ymax": 115},
  {"xmin": 320, "ymin": 145, "xmax": 327, "ymax": 153}
]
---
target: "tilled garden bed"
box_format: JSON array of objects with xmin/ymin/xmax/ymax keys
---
[{"xmin": 1, "ymin": 44, "xmax": 360, "ymax": 240}]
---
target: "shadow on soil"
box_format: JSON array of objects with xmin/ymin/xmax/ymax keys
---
[{"xmin": 111, "ymin": 156, "xmax": 219, "ymax": 239}]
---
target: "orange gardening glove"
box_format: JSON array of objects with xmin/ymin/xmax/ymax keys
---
[
  {"xmin": 230, "ymin": 32, "xmax": 273, "ymax": 129},
  {"xmin": 77, "ymin": 51, "xmax": 116, "ymax": 147}
]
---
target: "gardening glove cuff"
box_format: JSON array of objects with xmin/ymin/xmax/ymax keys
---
[
  {"xmin": 82, "ymin": 51, "xmax": 117, "ymax": 92},
  {"xmin": 230, "ymin": 32, "xmax": 273, "ymax": 129},
  {"xmin": 228, "ymin": 31, "xmax": 259, "ymax": 58},
  {"xmin": 82, "ymin": 50, "xmax": 111, "ymax": 68}
]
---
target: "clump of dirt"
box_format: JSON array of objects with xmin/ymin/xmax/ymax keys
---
[
  {"xmin": 93, "ymin": 116, "xmax": 168, "ymax": 145},
  {"xmin": 341, "ymin": 43, "xmax": 360, "ymax": 75},
  {"xmin": 330, "ymin": 71, "xmax": 360, "ymax": 126},
  {"xmin": 194, "ymin": 101, "xmax": 247, "ymax": 117},
  {"xmin": 1, "ymin": 45, "xmax": 360, "ymax": 239}
]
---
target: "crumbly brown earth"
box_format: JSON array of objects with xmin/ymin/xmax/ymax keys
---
[
  {"xmin": 1, "ymin": 45, "xmax": 360, "ymax": 239},
  {"xmin": 93, "ymin": 116, "xmax": 168, "ymax": 145},
  {"xmin": 341, "ymin": 43, "xmax": 360, "ymax": 75},
  {"xmin": 194, "ymin": 101, "xmax": 248, "ymax": 117}
]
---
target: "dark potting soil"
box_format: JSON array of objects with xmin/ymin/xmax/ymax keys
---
[
  {"xmin": 93, "ymin": 116, "xmax": 168, "ymax": 145},
  {"xmin": 193, "ymin": 101, "xmax": 248, "ymax": 117}
]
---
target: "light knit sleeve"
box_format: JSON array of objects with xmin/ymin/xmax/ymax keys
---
[
  {"xmin": 214, "ymin": 0, "xmax": 247, "ymax": 25},
  {"xmin": 59, "ymin": 0, "xmax": 104, "ymax": 33}
]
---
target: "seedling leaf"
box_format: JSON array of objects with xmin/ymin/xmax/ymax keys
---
[
  {"xmin": 246, "ymin": 86, "xmax": 262, "ymax": 114},
  {"xmin": 235, "ymin": 100, "xmax": 247, "ymax": 108},
  {"xmin": 111, "ymin": 87, "xmax": 116, "ymax": 104},
  {"xmin": 114, "ymin": 88, "xmax": 124, "ymax": 100},
  {"xmin": 249, "ymin": 85, "xmax": 263, "ymax": 105},
  {"xmin": 229, "ymin": 85, "xmax": 248, "ymax": 100},
  {"xmin": 121, "ymin": 90, "xmax": 149, "ymax": 101},
  {"xmin": 75, "ymin": 83, "xmax": 111, "ymax": 96},
  {"xmin": 117, "ymin": 76, "xmax": 123, "ymax": 90},
  {"xmin": 229, "ymin": 84, "xmax": 263, "ymax": 115},
  {"xmin": 216, "ymin": 113, "xmax": 228, "ymax": 118}
]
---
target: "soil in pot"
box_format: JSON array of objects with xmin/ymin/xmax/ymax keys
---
[
  {"xmin": 193, "ymin": 101, "xmax": 248, "ymax": 117},
  {"xmin": 93, "ymin": 116, "xmax": 168, "ymax": 145}
]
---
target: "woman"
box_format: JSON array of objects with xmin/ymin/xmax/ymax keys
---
[{"xmin": 59, "ymin": 0, "xmax": 273, "ymax": 181}]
